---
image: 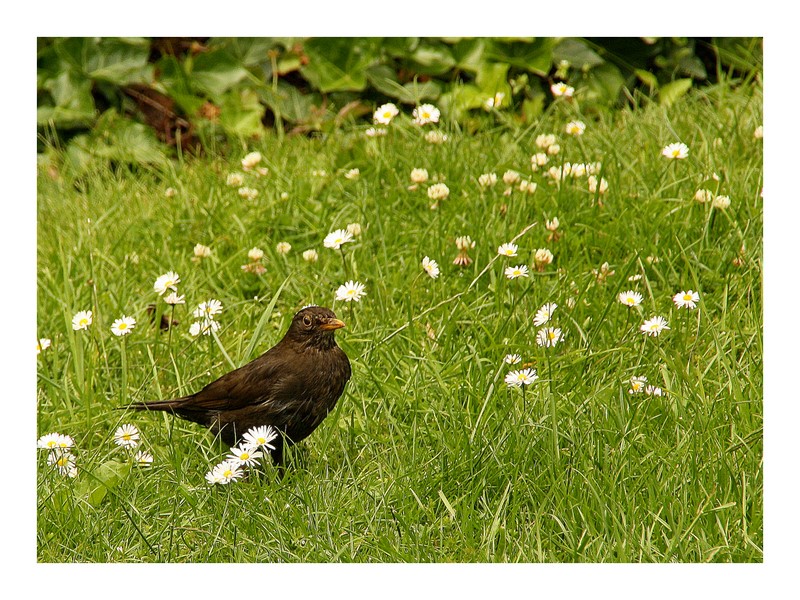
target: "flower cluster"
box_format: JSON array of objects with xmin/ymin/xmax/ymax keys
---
[
  {"xmin": 534, "ymin": 302, "xmax": 564, "ymax": 348},
  {"xmin": 37, "ymin": 432, "xmax": 77, "ymax": 478},
  {"xmin": 190, "ymin": 299, "xmax": 224, "ymax": 337},
  {"xmin": 242, "ymin": 247, "xmax": 266, "ymax": 275},
  {"xmin": 205, "ymin": 425, "xmax": 278, "ymax": 485}
]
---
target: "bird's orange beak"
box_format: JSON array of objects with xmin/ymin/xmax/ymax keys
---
[{"xmin": 319, "ymin": 318, "xmax": 346, "ymax": 331}]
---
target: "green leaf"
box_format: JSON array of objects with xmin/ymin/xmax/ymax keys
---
[
  {"xmin": 409, "ymin": 41, "xmax": 456, "ymax": 76},
  {"xmin": 300, "ymin": 38, "xmax": 380, "ymax": 92},
  {"xmin": 219, "ymin": 89, "xmax": 265, "ymax": 137},
  {"xmin": 86, "ymin": 38, "xmax": 153, "ymax": 85},
  {"xmin": 450, "ymin": 38, "xmax": 487, "ymax": 74},
  {"xmin": 475, "ymin": 62, "xmax": 511, "ymax": 96},
  {"xmin": 38, "ymin": 70, "xmax": 96, "ymax": 127},
  {"xmin": 77, "ymin": 460, "xmax": 130, "ymax": 507},
  {"xmin": 553, "ymin": 38, "xmax": 605, "ymax": 69},
  {"xmin": 191, "ymin": 49, "xmax": 250, "ymax": 97},
  {"xmin": 211, "ymin": 37, "xmax": 275, "ymax": 67},
  {"xmin": 659, "ymin": 78, "xmax": 692, "ymax": 106},
  {"xmin": 582, "ymin": 63, "xmax": 625, "ymax": 104},
  {"xmin": 365, "ymin": 66, "xmax": 441, "ymax": 103},
  {"xmin": 438, "ymin": 83, "xmax": 484, "ymax": 121},
  {"xmin": 485, "ymin": 38, "xmax": 554, "ymax": 75},
  {"xmin": 634, "ymin": 68, "xmax": 659, "ymax": 91}
]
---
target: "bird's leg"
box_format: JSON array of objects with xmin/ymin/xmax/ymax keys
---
[{"xmin": 271, "ymin": 439, "xmax": 287, "ymax": 479}]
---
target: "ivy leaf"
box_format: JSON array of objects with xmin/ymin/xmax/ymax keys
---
[
  {"xmin": 301, "ymin": 38, "xmax": 380, "ymax": 92},
  {"xmin": 191, "ymin": 49, "xmax": 249, "ymax": 97},
  {"xmin": 659, "ymin": 79, "xmax": 692, "ymax": 106}
]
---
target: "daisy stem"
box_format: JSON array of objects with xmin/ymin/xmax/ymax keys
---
[
  {"xmin": 547, "ymin": 353, "xmax": 560, "ymax": 465},
  {"xmin": 120, "ymin": 337, "xmax": 128, "ymax": 405},
  {"xmin": 340, "ymin": 247, "xmax": 348, "ymax": 276}
]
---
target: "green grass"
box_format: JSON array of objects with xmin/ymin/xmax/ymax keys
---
[{"xmin": 36, "ymin": 79, "xmax": 762, "ymax": 562}]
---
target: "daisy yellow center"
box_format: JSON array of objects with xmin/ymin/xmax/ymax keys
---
[
  {"xmin": 57, "ymin": 456, "xmax": 69, "ymax": 467},
  {"xmin": 223, "ymin": 469, "xmax": 233, "ymax": 478},
  {"xmin": 257, "ymin": 437, "xmax": 265, "ymax": 444},
  {"xmin": 122, "ymin": 433, "xmax": 131, "ymax": 441},
  {"xmin": 422, "ymin": 111, "xmax": 430, "ymax": 119},
  {"xmin": 118, "ymin": 323, "xmax": 128, "ymax": 330},
  {"xmin": 649, "ymin": 323, "xmax": 659, "ymax": 330},
  {"xmin": 383, "ymin": 111, "xmax": 392, "ymax": 119},
  {"xmin": 47, "ymin": 441, "xmax": 57, "ymax": 448},
  {"xmin": 548, "ymin": 331, "xmax": 557, "ymax": 340},
  {"xmin": 683, "ymin": 294, "xmax": 693, "ymax": 301},
  {"xmin": 80, "ymin": 319, "xmax": 88, "ymax": 326},
  {"xmin": 240, "ymin": 452, "xmax": 250, "ymax": 460},
  {"xmin": 672, "ymin": 150, "xmax": 681, "ymax": 157}
]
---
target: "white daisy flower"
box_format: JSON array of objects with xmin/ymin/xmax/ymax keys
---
[
  {"xmin": 536, "ymin": 327, "xmax": 563, "ymax": 348},
  {"xmin": 373, "ymin": 103, "xmax": 399, "ymax": 125},
  {"xmin": 323, "ymin": 229, "xmax": 354, "ymax": 250},
  {"xmin": 497, "ymin": 243, "xmax": 518, "ymax": 257},
  {"xmin": 640, "ymin": 315, "xmax": 670, "ymax": 337},
  {"xmin": 673, "ymin": 290, "xmax": 700, "ymax": 310},
  {"xmin": 153, "ymin": 271, "xmax": 181, "ymax": 295},
  {"xmin": 661, "ymin": 142, "xmax": 690, "ymax": 160},
  {"xmin": 72, "ymin": 310, "xmax": 93, "ymax": 331},
  {"xmin": 422, "ymin": 256, "xmax": 440, "ymax": 279},
  {"xmin": 111, "ymin": 315, "xmax": 136, "ymax": 337},
  {"xmin": 412, "ymin": 104, "xmax": 440, "ymax": 125},
  {"xmin": 335, "ymin": 280, "xmax": 367, "ymax": 303},
  {"xmin": 114, "ymin": 424, "xmax": 140, "ymax": 449},
  {"xmin": 504, "ymin": 265, "xmax": 529, "ymax": 279},
  {"xmin": 242, "ymin": 425, "xmax": 278, "ymax": 450},
  {"xmin": 533, "ymin": 303, "xmax": 558, "ymax": 326},
  {"xmin": 618, "ymin": 290, "xmax": 643, "ymax": 307},
  {"xmin": 504, "ymin": 368, "xmax": 538, "ymax": 387},
  {"xmin": 227, "ymin": 445, "xmax": 264, "ymax": 468}
]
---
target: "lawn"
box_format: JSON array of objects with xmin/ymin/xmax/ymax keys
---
[{"xmin": 36, "ymin": 77, "xmax": 762, "ymax": 562}]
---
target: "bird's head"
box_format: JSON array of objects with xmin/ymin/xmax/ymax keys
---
[{"xmin": 286, "ymin": 305, "xmax": 346, "ymax": 349}]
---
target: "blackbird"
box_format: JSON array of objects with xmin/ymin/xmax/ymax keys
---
[{"xmin": 128, "ymin": 305, "xmax": 351, "ymax": 466}]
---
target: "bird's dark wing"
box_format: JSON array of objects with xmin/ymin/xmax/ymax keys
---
[{"xmin": 181, "ymin": 344, "xmax": 305, "ymax": 412}]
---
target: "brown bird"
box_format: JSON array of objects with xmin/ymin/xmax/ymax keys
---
[{"xmin": 128, "ymin": 305, "xmax": 351, "ymax": 466}]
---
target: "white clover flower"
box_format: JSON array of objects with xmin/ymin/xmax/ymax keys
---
[
  {"xmin": 503, "ymin": 353, "xmax": 522, "ymax": 365},
  {"xmin": 193, "ymin": 243, "xmax": 212, "ymax": 259},
  {"xmin": 227, "ymin": 445, "xmax": 264, "ymax": 468},
  {"xmin": 365, "ymin": 127, "xmax": 387, "ymax": 137},
  {"xmin": 535, "ymin": 134, "xmax": 556, "ymax": 149},
  {"xmin": 373, "ymin": 103, "xmax": 399, "ymax": 125},
  {"xmin": 565, "ymin": 120, "xmax": 586, "ymax": 136},
  {"xmin": 588, "ymin": 175, "xmax": 609, "ymax": 195},
  {"xmin": 531, "ymin": 153, "xmax": 549, "ymax": 169},
  {"xmin": 242, "ymin": 425, "xmax": 278, "ymax": 450},
  {"xmin": 114, "ymin": 424, "xmax": 140, "ymax": 449},
  {"xmin": 547, "ymin": 144, "xmax": 561, "ymax": 156},
  {"xmin": 455, "ymin": 236, "xmax": 475, "ymax": 251},
  {"xmin": 712, "ymin": 195, "xmax": 731, "ymax": 210},
  {"xmin": 412, "ymin": 104, "xmax": 440, "ymax": 125},
  {"xmin": 504, "ymin": 368, "xmax": 538, "ymax": 387},
  {"xmin": 424, "ymin": 130, "xmax": 448, "ymax": 144},
  {"xmin": 154, "ymin": 271, "xmax": 181, "ymax": 295},
  {"xmin": 533, "ymin": 303, "xmax": 558, "ymax": 327},
  {"xmin": 323, "ymin": 229, "xmax": 354, "ymax": 250},
  {"xmin": 645, "ymin": 385, "xmax": 664, "ymax": 397},
  {"xmin": 478, "ymin": 173, "xmax": 498, "ymax": 188},
  {"xmin": 422, "ymin": 256, "xmax": 440, "ymax": 279},
  {"xmin": 545, "ymin": 217, "xmax": 560, "ymax": 232},
  {"xmin": 346, "ymin": 223, "xmax": 362, "ymax": 237},
  {"xmin": 629, "ymin": 376, "xmax": 648, "ymax": 394},
  {"xmin": 570, "ymin": 163, "xmax": 587, "ymax": 178},
  {"xmin": 483, "ymin": 92, "xmax": 505, "ymax": 110},
  {"xmin": 238, "ymin": 187, "xmax": 258, "ymax": 200},
  {"xmin": 536, "ymin": 327, "xmax": 563, "ymax": 348},
  {"xmin": 344, "ymin": 168, "xmax": 360, "ymax": 180},
  {"xmin": 694, "ymin": 189, "xmax": 714, "ymax": 203},
  {"xmin": 72, "ymin": 310, "xmax": 93, "ymax": 331},
  {"xmin": 754, "ymin": 125, "xmax": 763, "ymax": 140},
  {"xmin": 241, "ymin": 151, "xmax": 262, "ymax": 171},
  {"xmin": 427, "ymin": 183, "xmax": 450, "ymax": 201},
  {"xmin": 226, "ymin": 173, "xmax": 244, "ymax": 187},
  {"xmin": 247, "ymin": 247, "xmax": 264, "ymax": 262},
  {"xmin": 518, "ymin": 180, "xmax": 538, "ymax": 194},
  {"xmin": 111, "ymin": 315, "xmax": 136, "ymax": 337},
  {"xmin": 673, "ymin": 290, "xmax": 700, "ymax": 310},
  {"xmin": 276, "ymin": 242, "xmax": 292, "ymax": 255},
  {"xmin": 302, "ymin": 249, "xmax": 319, "ymax": 263},
  {"xmin": 502, "ymin": 170, "xmax": 521, "ymax": 185},
  {"xmin": 551, "ymin": 82, "xmax": 574, "ymax": 97},
  {"xmin": 37, "ymin": 338, "xmax": 52, "ymax": 354},
  {"xmin": 640, "ymin": 315, "xmax": 670, "ymax": 337},
  {"xmin": 335, "ymin": 280, "xmax": 366, "ymax": 303},
  {"xmin": 165, "ymin": 187, "xmax": 177, "ymax": 198},
  {"xmin": 618, "ymin": 290, "xmax": 643, "ymax": 307},
  {"xmin": 410, "ymin": 168, "xmax": 429, "ymax": 184},
  {"xmin": 661, "ymin": 142, "xmax": 690, "ymax": 160},
  {"xmin": 534, "ymin": 248, "xmax": 554, "ymax": 268},
  {"xmin": 504, "ymin": 265, "xmax": 529, "ymax": 279}
]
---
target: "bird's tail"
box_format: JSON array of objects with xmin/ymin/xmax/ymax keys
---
[{"xmin": 124, "ymin": 397, "xmax": 188, "ymax": 412}]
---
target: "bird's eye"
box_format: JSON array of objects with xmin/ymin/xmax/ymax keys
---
[{"xmin": 302, "ymin": 315, "xmax": 313, "ymax": 327}]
